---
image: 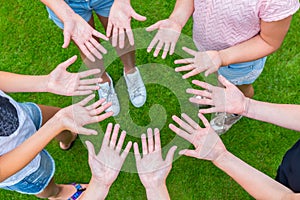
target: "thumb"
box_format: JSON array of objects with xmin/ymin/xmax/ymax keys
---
[
  {"xmin": 62, "ymin": 29, "xmax": 71, "ymax": 48},
  {"xmin": 165, "ymin": 146, "xmax": 177, "ymax": 163},
  {"xmin": 85, "ymin": 140, "xmax": 96, "ymax": 157},
  {"xmin": 57, "ymin": 55, "xmax": 77, "ymax": 71},
  {"xmin": 218, "ymin": 75, "xmax": 232, "ymax": 88},
  {"xmin": 179, "ymin": 149, "xmax": 198, "ymax": 158},
  {"xmin": 146, "ymin": 21, "xmax": 161, "ymax": 32},
  {"xmin": 131, "ymin": 10, "xmax": 147, "ymax": 21},
  {"xmin": 204, "ymin": 67, "xmax": 217, "ymax": 77}
]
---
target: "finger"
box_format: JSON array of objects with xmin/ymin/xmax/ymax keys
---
[
  {"xmin": 199, "ymin": 107, "xmax": 218, "ymax": 114},
  {"xmin": 85, "ymin": 41, "xmax": 103, "ymax": 60},
  {"xmin": 131, "ymin": 10, "xmax": 147, "ymax": 21},
  {"xmin": 119, "ymin": 28, "xmax": 125, "ymax": 49},
  {"xmin": 125, "ymin": 29, "xmax": 134, "ymax": 46},
  {"xmin": 182, "ymin": 46, "xmax": 197, "ymax": 56},
  {"xmin": 175, "ymin": 64, "xmax": 195, "ymax": 72},
  {"xmin": 172, "ymin": 115, "xmax": 195, "ymax": 133},
  {"xmin": 80, "ymin": 78, "xmax": 102, "ymax": 85},
  {"xmin": 189, "ymin": 97, "xmax": 214, "ymax": 106},
  {"xmin": 78, "ymin": 68, "xmax": 101, "ymax": 78},
  {"xmin": 116, "ymin": 131, "xmax": 126, "ymax": 154},
  {"xmin": 133, "ymin": 142, "xmax": 141, "ymax": 161},
  {"xmin": 85, "ymin": 140, "xmax": 96, "ymax": 157},
  {"xmin": 170, "ymin": 42, "xmax": 176, "ymax": 55},
  {"xmin": 153, "ymin": 41, "xmax": 164, "ymax": 57},
  {"xmin": 186, "ymin": 89, "xmax": 212, "ymax": 99},
  {"xmin": 147, "ymin": 36, "xmax": 159, "ymax": 53},
  {"xmin": 165, "ymin": 146, "xmax": 177, "ymax": 163},
  {"xmin": 112, "ymin": 27, "xmax": 118, "ymax": 47},
  {"xmin": 204, "ymin": 67, "xmax": 217, "ymax": 77},
  {"xmin": 154, "ymin": 128, "xmax": 161, "ymax": 151},
  {"xmin": 218, "ymin": 75, "xmax": 233, "ymax": 88},
  {"xmin": 77, "ymin": 127, "xmax": 98, "ymax": 135},
  {"xmin": 146, "ymin": 21, "xmax": 161, "ymax": 32},
  {"xmin": 103, "ymin": 123, "xmax": 113, "ymax": 146},
  {"xmin": 62, "ymin": 29, "xmax": 71, "ymax": 48},
  {"xmin": 109, "ymin": 124, "xmax": 120, "ymax": 148},
  {"xmin": 147, "ymin": 128, "xmax": 154, "ymax": 153},
  {"xmin": 179, "ymin": 149, "xmax": 198, "ymax": 158},
  {"xmin": 182, "ymin": 69, "xmax": 202, "ymax": 79},
  {"xmin": 198, "ymin": 113, "xmax": 210, "ymax": 128},
  {"xmin": 106, "ymin": 21, "xmax": 113, "ymax": 38},
  {"xmin": 121, "ymin": 141, "xmax": 132, "ymax": 159},
  {"xmin": 141, "ymin": 134, "xmax": 148, "ymax": 155},
  {"xmin": 73, "ymin": 90, "xmax": 93, "ymax": 96},
  {"xmin": 181, "ymin": 113, "xmax": 200, "ymax": 130},
  {"xmin": 174, "ymin": 58, "xmax": 194, "ymax": 65},
  {"xmin": 78, "ymin": 94, "xmax": 95, "ymax": 106},
  {"xmin": 90, "ymin": 37, "xmax": 107, "ymax": 54},
  {"xmin": 78, "ymin": 85, "xmax": 101, "ymax": 91},
  {"xmin": 79, "ymin": 44, "xmax": 95, "ymax": 62},
  {"xmin": 86, "ymin": 98, "xmax": 106, "ymax": 111},
  {"xmin": 192, "ymin": 80, "xmax": 214, "ymax": 91},
  {"xmin": 58, "ymin": 55, "xmax": 77, "ymax": 70},
  {"xmin": 92, "ymin": 30, "xmax": 109, "ymax": 41},
  {"xmin": 169, "ymin": 123, "xmax": 192, "ymax": 142},
  {"xmin": 162, "ymin": 43, "xmax": 170, "ymax": 59},
  {"xmin": 90, "ymin": 102, "xmax": 112, "ymax": 115},
  {"xmin": 92, "ymin": 111, "xmax": 113, "ymax": 123}
]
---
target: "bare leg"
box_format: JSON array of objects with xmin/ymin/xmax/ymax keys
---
[
  {"xmin": 36, "ymin": 178, "xmax": 87, "ymax": 199},
  {"xmin": 97, "ymin": 14, "xmax": 136, "ymax": 74},
  {"xmin": 37, "ymin": 105, "xmax": 76, "ymax": 149},
  {"xmin": 237, "ymin": 84, "xmax": 254, "ymax": 98}
]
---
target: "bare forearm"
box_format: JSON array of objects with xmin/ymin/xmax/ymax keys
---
[
  {"xmin": 79, "ymin": 177, "xmax": 110, "ymax": 200},
  {"xmin": 213, "ymin": 151, "xmax": 294, "ymax": 200},
  {"xmin": 169, "ymin": 0, "xmax": 194, "ymax": 29},
  {"xmin": 145, "ymin": 184, "xmax": 170, "ymax": 200},
  {"xmin": 0, "ymin": 117, "xmax": 64, "ymax": 182},
  {"xmin": 40, "ymin": 0, "xmax": 75, "ymax": 22},
  {"xmin": 243, "ymin": 99, "xmax": 300, "ymax": 132},
  {"xmin": 0, "ymin": 72, "xmax": 49, "ymax": 93}
]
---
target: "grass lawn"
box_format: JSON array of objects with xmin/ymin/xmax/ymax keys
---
[{"xmin": 0, "ymin": 0, "xmax": 300, "ymax": 199}]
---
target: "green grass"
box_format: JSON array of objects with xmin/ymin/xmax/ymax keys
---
[{"xmin": 0, "ymin": 1, "xmax": 300, "ymax": 199}]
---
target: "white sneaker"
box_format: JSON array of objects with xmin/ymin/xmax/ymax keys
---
[
  {"xmin": 124, "ymin": 67, "xmax": 146, "ymax": 108},
  {"xmin": 98, "ymin": 73, "xmax": 120, "ymax": 116},
  {"xmin": 210, "ymin": 112, "xmax": 242, "ymax": 135}
]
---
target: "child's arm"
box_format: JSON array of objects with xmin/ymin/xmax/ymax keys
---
[
  {"xmin": 146, "ymin": 0, "xmax": 194, "ymax": 59},
  {"xmin": 188, "ymin": 75, "xmax": 300, "ymax": 132},
  {"xmin": 0, "ymin": 56, "xmax": 101, "ymax": 96},
  {"xmin": 40, "ymin": 0, "xmax": 108, "ymax": 62},
  {"xmin": 0, "ymin": 95, "xmax": 112, "ymax": 182},
  {"xmin": 170, "ymin": 113, "xmax": 299, "ymax": 200},
  {"xmin": 175, "ymin": 16, "xmax": 294, "ymax": 78}
]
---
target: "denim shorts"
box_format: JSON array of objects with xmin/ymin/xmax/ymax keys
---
[
  {"xmin": 46, "ymin": 0, "xmax": 114, "ymax": 29},
  {"xmin": 1, "ymin": 103, "xmax": 55, "ymax": 195},
  {"xmin": 218, "ymin": 57, "xmax": 267, "ymax": 85}
]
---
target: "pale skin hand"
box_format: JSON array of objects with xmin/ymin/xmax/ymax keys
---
[
  {"xmin": 47, "ymin": 55, "xmax": 103, "ymax": 96},
  {"xmin": 175, "ymin": 47, "xmax": 222, "ymax": 78},
  {"xmin": 56, "ymin": 94, "xmax": 113, "ymax": 135},
  {"xmin": 187, "ymin": 75, "xmax": 248, "ymax": 115},
  {"xmin": 85, "ymin": 123, "xmax": 132, "ymax": 186},
  {"xmin": 134, "ymin": 128, "xmax": 177, "ymax": 189},
  {"xmin": 169, "ymin": 113, "xmax": 226, "ymax": 161},
  {"xmin": 107, "ymin": 0, "xmax": 146, "ymax": 48},
  {"xmin": 146, "ymin": 19, "xmax": 182, "ymax": 59},
  {"xmin": 63, "ymin": 13, "xmax": 108, "ymax": 62}
]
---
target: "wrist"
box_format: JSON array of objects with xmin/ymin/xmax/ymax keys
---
[
  {"xmin": 168, "ymin": 17, "xmax": 184, "ymax": 31},
  {"xmin": 241, "ymin": 97, "xmax": 251, "ymax": 116},
  {"xmin": 212, "ymin": 150, "xmax": 229, "ymax": 166},
  {"xmin": 218, "ymin": 50, "xmax": 229, "ymax": 66},
  {"xmin": 145, "ymin": 183, "xmax": 169, "ymax": 200}
]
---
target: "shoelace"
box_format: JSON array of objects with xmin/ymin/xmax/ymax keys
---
[{"xmin": 127, "ymin": 75, "xmax": 144, "ymax": 99}]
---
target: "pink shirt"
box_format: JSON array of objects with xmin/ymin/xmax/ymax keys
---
[{"xmin": 193, "ymin": 0, "xmax": 300, "ymax": 51}]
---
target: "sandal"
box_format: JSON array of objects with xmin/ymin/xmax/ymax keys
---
[{"xmin": 68, "ymin": 183, "xmax": 86, "ymax": 200}]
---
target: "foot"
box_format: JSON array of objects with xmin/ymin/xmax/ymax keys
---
[
  {"xmin": 48, "ymin": 183, "xmax": 88, "ymax": 200},
  {"xmin": 210, "ymin": 112, "xmax": 242, "ymax": 135},
  {"xmin": 59, "ymin": 132, "xmax": 77, "ymax": 151},
  {"xmin": 98, "ymin": 73, "xmax": 120, "ymax": 116},
  {"xmin": 124, "ymin": 67, "xmax": 146, "ymax": 108}
]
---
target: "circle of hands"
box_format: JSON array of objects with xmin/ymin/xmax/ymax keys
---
[{"xmin": 51, "ymin": 0, "xmax": 252, "ymax": 193}]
